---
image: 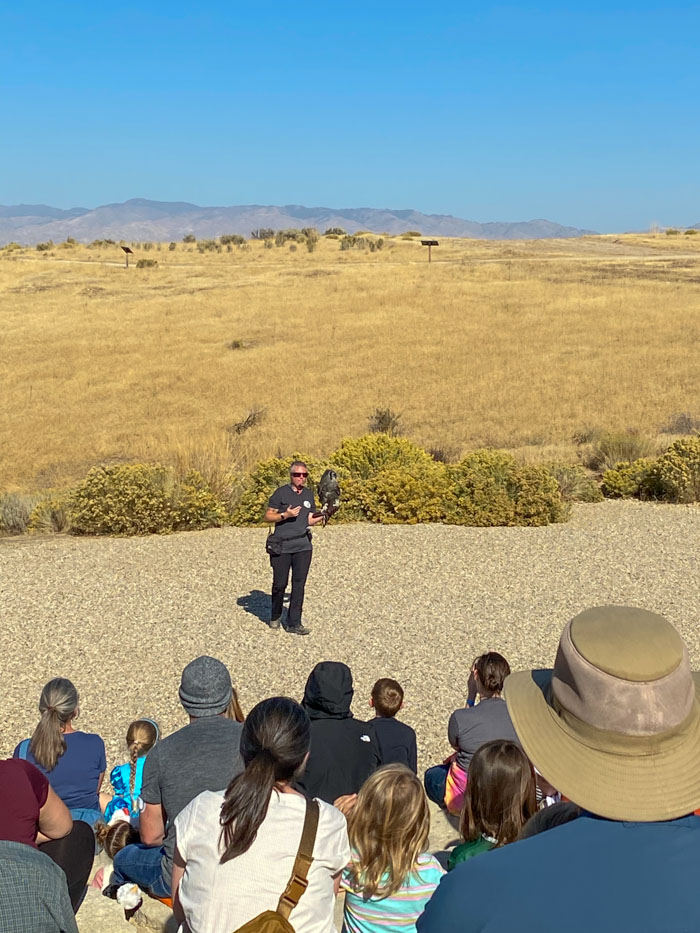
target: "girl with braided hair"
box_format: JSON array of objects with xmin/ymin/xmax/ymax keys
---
[{"xmin": 102, "ymin": 718, "xmax": 159, "ymax": 824}]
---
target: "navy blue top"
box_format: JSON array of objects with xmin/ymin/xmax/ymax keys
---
[
  {"xmin": 14, "ymin": 732, "xmax": 106, "ymax": 811},
  {"xmin": 366, "ymin": 717, "xmax": 418, "ymax": 773},
  {"xmin": 417, "ymin": 814, "xmax": 700, "ymax": 933}
]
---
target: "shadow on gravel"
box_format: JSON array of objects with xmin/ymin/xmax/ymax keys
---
[{"xmin": 237, "ymin": 589, "xmax": 283, "ymax": 626}]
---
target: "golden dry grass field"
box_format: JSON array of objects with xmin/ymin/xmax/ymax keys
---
[{"xmin": 1, "ymin": 232, "xmax": 700, "ymax": 492}]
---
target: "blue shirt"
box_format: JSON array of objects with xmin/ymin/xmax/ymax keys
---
[
  {"xmin": 417, "ymin": 814, "xmax": 700, "ymax": 933},
  {"xmin": 14, "ymin": 732, "xmax": 106, "ymax": 811}
]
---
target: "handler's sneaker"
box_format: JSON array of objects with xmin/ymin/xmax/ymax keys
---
[
  {"xmin": 269, "ymin": 616, "xmax": 281, "ymax": 631},
  {"xmin": 287, "ymin": 624, "xmax": 310, "ymax": 636}
]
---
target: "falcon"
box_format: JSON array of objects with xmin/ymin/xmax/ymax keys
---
[{"xmin": 316, "ymin": 469, "xmax": 341, "ymax": 525}]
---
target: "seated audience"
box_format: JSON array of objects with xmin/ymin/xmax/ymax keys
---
[
  {"xmin": 101, "ymin": 718, "xmax": 159, "ymax": 823},
  {"xmin": 0, "ymin": 841, "xmax": 79, "ymax": 933},
  {"xmin": 418, "ymin": 606, "xmax": 700, "ymax": 933},
  {"xmin": 110, "ymin": 655, "xmax": 244, "ymax": 899},
  {"xmin": 0, "ymin": 757, "xmax": 94, "ymax": 913},
  {"xmin": 14, "ymin": 677, "xmax": 106, "ymax": 827},
  {"xmin": 447, "ymin": 739, "xmax": 536, "ymax": 870},
  {"xmin": 297, "ymin": 661, "xmax": 379, "ymax": 804},
  {"xmin": 424, "ymin": 652, "xmax": 518, "ymax": 813},
  {"xmin": 342, "ymin": 764, "xmax": 443, "ymax": 933},
  {"xmin": 366, "ymin": 678, "xmax": 418, "ymax": 773},
  {"xmin": 172, "ymin": 696, "xmax": 350, "ymax": 933}
]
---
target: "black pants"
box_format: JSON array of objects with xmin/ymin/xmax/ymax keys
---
[
  {"xmin": 39, "ymin": 819, "xmax": 95, "ymax": 913},
  {"xmin": 270, "ymin": 548, "xmax": 312, "ymax": 627}
]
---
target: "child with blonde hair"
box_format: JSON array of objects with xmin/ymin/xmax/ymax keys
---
[
  {"xmin": 101, "ymin": 718, "xmax": 159, "ymax": 823},
  {"xmin": 342, "ymin": 764, "xmax": 444, "ymax": 933}
]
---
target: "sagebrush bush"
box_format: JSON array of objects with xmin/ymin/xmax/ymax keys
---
[
  {"xmin": 660, "ymin": 411, "xmax": 700, "ymax": 435},
  {"xmin": 650, "ymin": 437, "xmax": 700, "ymax": 502},
  {"xmin": 136, "ymin": 258, "xmax": 158, "ymax": 268},
  {"xmin": 585, "ymin": 431, "xmax": 655, "ymax": 472},
  {"xmin": 172, "ymin": 470, "xmax": 228, "ymax": 530},
  {"xmin": 447, "ymin": 450, "xmax": 567, "ymax": 526},
  {"xmin": 358, "ymin": 466, "xmax": 452, "ymax": 524},
  {"xmin": 27, "ymin": 493, "xmax": 72, "ymax": 534},
  {"xmin": 601, "ymin": 459, "xmax": 655, "ymax": 499},
  {"xmin": 448, "ymin": 450, "xmax": 519, "ymax": 526},
  {"xmin": 71, "ymin": 464, "xmax": 175, "ymax": 535},
  {"xmin": 330, "ymin": 434, "xmax": 432, "ymax": 480},
  {"xmin": 0, "ymin": 492, "xmax": 38, "ymax": 534},
  {"xmin": 368, "ymin": 408, "xmax": 403, "ymax": 436},
  {"xmin": 546, "ymin": 462, "xmax": 604, "ymax": 503}
]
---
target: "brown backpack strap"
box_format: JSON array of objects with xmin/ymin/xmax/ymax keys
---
[{"xmin": 276, "ymin": 798, "xmax": 320, "ymax": 921}]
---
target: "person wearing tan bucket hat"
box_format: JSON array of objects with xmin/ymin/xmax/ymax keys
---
[{"xmin": 418, "ymin": 606, "xmax": 700, "ymax": 933}]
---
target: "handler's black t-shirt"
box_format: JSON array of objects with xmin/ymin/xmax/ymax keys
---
[{"xmin": 268, "ymin": 484, "xmax": 316, "ymax": 553}]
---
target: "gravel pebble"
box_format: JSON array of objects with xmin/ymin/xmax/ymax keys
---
[{"xmin": 1, "ymin": 499, "xmax": 698, "ymax": 777}]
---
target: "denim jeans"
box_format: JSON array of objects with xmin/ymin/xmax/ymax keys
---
[
  {"xmin": 424, "ymin": 764, "xmax": 449, "ymax": 808},
  {"xmin": 69, "ymin": 807, "xmax": 103, "ymax": 828},
  {"xmin": 112, "ymin": 843, "xmax": 170, "ymax": 898}
]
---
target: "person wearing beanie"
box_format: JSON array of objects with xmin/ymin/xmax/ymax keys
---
[{"xmin": 110, "ymin": 657, "xmax": 244, "ymax": 900}]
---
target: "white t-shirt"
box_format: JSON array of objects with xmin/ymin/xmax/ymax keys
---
[{"xmin": 175, "ymin": 789, "xmax": 350, "ymax": 933}]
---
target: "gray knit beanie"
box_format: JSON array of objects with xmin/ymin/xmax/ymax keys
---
[{"xmin": 179, "ymin": 656, "xmax": 233, "ymax": 718}]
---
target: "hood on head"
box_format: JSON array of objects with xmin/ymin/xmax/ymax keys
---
[{"xmin": 303, "ymin": 661, "xmax": 354, "ymax": 719}]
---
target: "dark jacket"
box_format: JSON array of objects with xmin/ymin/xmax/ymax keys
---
[{"xmin": 297, "ymin": 661, "xmax": 379, "ymax": 803}]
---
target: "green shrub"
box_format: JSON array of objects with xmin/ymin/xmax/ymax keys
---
[
  {"xmin": 601, "ymin": 458, "xmax": 656, "ymax": 498},
  {"xmin": 168, "ymin": 242, "xmax": 177, "ymax": 251},
  {"xmin": 36, "ymin": 241, "xmax": 53, "ymax": 251},
  {"xmin": 220, "ymin": 234, "xmax": 246, "ymax": 246},
  {"xmin": 264, "ymin": 238, "xmax": 274, "ymax": 249},
  {"xmin": 649, "ymin": 437, "xmax": 700, "ymax": 502},
  {"xmin": 136, "ymin": 258, "xmax": 158, "ymax": 268},
  {"xmin": 585, "ymin": 431, "xmax": 655, "ymax": 472},
  {"xmin": 546, "ymin": 462, "xmax": 603, "ymax": 502},
  {"xmin": 0, "ymin": 492, "xmax": 38, "ymax": 534},
  {"xmin": 324, "ymin": 227, "xmax": 346, "ymax": 236},
  {"xmin": 233, "ymin": 455, "xmax": 327, "ymax": 525},
  {"xmin": 251, "ymin": 228, "xmax": 275, "ymax": 240},
  {"xmin": 330, "ymin": 434, "xmax": 433, "ymax": 480},
  {"xmin": 172, "ymin": 470, "xmax": 228, "ymax": 530},
  {"xmin": 358, "ymin": 466, "xmax": 452, "ymax": 524},
  {"xmin": 71, "ymin": 464, "xmax": 176, "ymax": 535},
  {"xmin": 665, "ymin": 228, "xmax": 680, "ymax": 235},
  {"xmin": 182, "ymin": 234, "xmax": 196, "ymax": 243},
  {"xmin": 447, "ymin": 450, "xmax": 566, "ymax": 526},
  {"xmin": 405, "ymin": 230, "xmax": 421, "ymax": 236},
  {"xmin": 27, "ymin": 493, "xmax": 72, "ymax": 533},
  {"xmin": 511, "ymin": 465, "xmax": 568, "ymax": 525},
  {"xmin": 306, "ymin": 236, "xmax": 317, "ymax": 253},
  {"xmin": 325, "ymin": 233, "xmax": 339, "ymax": 239},
  {"xmin": 684, "ymin": 229, "xmax": 698, "ymax": 235}
]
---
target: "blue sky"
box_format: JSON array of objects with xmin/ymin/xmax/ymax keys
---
[{"xmin": 1, "ymin": 2, "xmax": 698, "ymax": 231}]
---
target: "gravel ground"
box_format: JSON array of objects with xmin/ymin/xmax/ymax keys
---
[{"xmin": 1, "ymin": 499, "xmax": 699, "ymax": 778}]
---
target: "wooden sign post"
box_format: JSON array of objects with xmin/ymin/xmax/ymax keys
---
[
  {"xmin": 121, "ymin": 246, "xmax": 134, "ymax": 268},
  {"xmin": 421, "ymin": 239, "xmax": 439, "ymax": 262}
]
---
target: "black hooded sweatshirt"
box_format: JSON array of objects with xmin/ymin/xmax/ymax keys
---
[{"xmin": 297, "ymin": 661, "xmax": 379, "ymax": 803}]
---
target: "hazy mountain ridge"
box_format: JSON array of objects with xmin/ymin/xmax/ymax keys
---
[{"xmin": 0, "ymin": 198, "xmax": 598, "ymax": 243}]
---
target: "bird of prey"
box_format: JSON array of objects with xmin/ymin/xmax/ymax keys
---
[{"xmin": 316, "ymin": 469, "xmax": 341, "ymax": 525}]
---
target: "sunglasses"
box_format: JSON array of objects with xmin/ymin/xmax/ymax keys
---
[{"xmin": 291, "ymin": 472, "xmax": 308, "ymax": 478}]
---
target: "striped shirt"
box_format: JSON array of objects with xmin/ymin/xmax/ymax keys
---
[{"xmin": 341, "ymin": 852, "xmax": 444, "ymax": 933}]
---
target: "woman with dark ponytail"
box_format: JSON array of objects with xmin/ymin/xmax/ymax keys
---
[
  {"xmin": 14, "ymin": 678, "xmax": 106, "ymax": 827},
  {"xmin": 172, "ymin": 697, "xmax": 350, "ymax": 933}
]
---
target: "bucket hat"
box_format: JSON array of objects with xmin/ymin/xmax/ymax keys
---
[{"xmin": 504, "ymin": 606, "xmax": 700, "ymax": 821}]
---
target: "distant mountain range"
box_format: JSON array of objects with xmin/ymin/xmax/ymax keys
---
[{"xmin": 0, "ymin": 199, "xmax": 599, "ymax": 244}]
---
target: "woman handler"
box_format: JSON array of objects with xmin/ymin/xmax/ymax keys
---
[{"xmin": 264, "ymin": 461, "xmax": 325, "ymax": 635}]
